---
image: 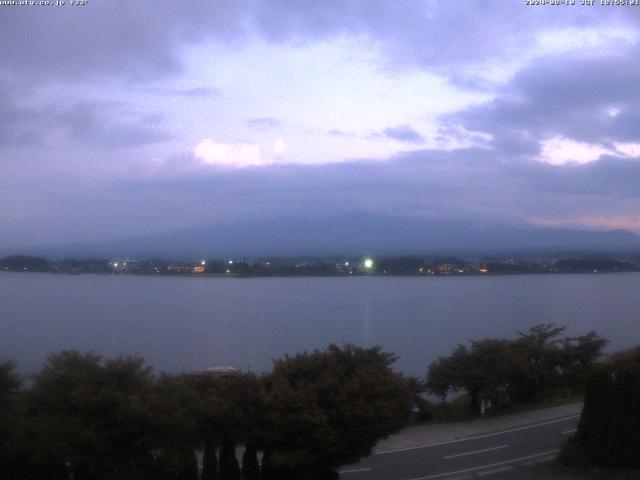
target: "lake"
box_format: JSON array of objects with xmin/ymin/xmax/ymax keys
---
[{"xmin": 1, "ymin": 272, "xmax": 639, "ymax": 376}]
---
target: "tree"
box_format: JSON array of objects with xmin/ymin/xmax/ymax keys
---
[
  {"xmin": 261, "ymin": 344, "xmax": 411, "ymax": 479},
  {"xmin": 575, "ymin": 367, "xmax": 613, "ymax": 464},
  {"xmin": 22, "ymin": 351, "xmax": 155, "ymax": 479},
  {"xmin": 201, "ymin": 437, "xmax": 218, "ymax": 480},
  {"xmin": 0, "ymin": 361, "xmax": 20, "ymax": 477},
  {"xmin": 426, "ymin": 346, "xmax": 467, "ymax": 401},
  {"xmin": 176, "ymin": 450, "xmax": 198, "ymax": 480},
  {"xmin": 427, "ymin": 340, "xmax": 514, "ymax": 413},
  {"xmin": 241, "ymin": 444, "xmax": 260, "ymax": 480},
  {"xmin": 426, "ymin": 325, "xmax": 607, "ymax": 414},
  {"xmin": 146, "ymin": 374, "xmax": 201, "ymax": 479},
  {"xmin": 560, "ymin": 331, "xmax": 608, "ymax": 392},
  {"xmin": 0, "ymin": 361, "xmax": 19, "ymax": 408},
  {"xmin": 219, "ymin": 435, "xmax": 240, "ymax": 480},
  {"xmin": 509, "ymin": 324, "xmax": 566, "ymax": 402},
  {"xmin": 567, "ymin": 346, "xmax": 640, "ymax": 468},
  {"xmin": 189, "ymin": 372, "xmax": 264, "ymax": 480}
]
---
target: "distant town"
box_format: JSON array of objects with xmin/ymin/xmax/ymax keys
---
[{"xmin": 2, "ymin": 254, "xmax": 640, "ymax": 277}]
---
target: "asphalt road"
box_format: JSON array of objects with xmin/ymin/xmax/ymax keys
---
[{"xmin": 338, "ymin": 413, "xmax": 580, "ymax": 480}]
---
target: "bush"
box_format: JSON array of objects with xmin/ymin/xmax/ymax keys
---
[
  {"xmin": 430, "ymin": 395, "xmax": 473, "ymax": 422},
  {"xmin": 566, "ymin": 346, "xmax": 640, "ymax": 468}
]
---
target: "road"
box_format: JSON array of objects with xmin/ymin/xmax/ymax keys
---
[{"xmin": 338, "ymin": 412, "xmax": 580, "ymax": 480}]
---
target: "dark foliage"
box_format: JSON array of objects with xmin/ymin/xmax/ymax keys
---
[
  {"xmin": 201, "ymin": 438, "xmax": 218, "ymax": 480},
  {"xmin": 0, "ymin": 344, "xmax": 410, "ymax": 478},
  {"xmin": 261, "ymin": 344, "xmax": 411, "ymax": 478},
  {"xmin": 20, "ymin": 351, "xmax": 155, "ymax": 479},
  {"xmin": 566, "ymin": 346, "xmax": 640, "ymax": 468},
  {"xmin": 0, "ymin": 361, "xmax": 20, "ymax": 478},
  {"xmin": 219, "ymin": 436, "xmax": 241, "ymax": 480},
  {"xmin": 241, "ymin": 444, "xmax": 260, "ymax": 480},
  {"xmin": 146, "ymin": 374, "xmax": 201, "ymax": 478},
  {"xmin": 426, "ymin": 324, "xmax": 607, "ymax": 414}
]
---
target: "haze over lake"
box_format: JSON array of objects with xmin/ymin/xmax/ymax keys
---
[{"xmin": 2, "ymin": 272, "xmax": 639, "ymax": 376}]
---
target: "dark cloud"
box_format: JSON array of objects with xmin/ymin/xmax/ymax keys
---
[
  {"xmin": 512, "ymin": 155, "xmax": 640, "ymax": 198},
  {"xmin": 53, "ymin": 102, "xmax": 171, "ymax": 148},
  {"xmin": 383, "ymin": 124, "xmax": 425, "ymax": 144},
  {"xmin": 0, "ymin": 1, "xmax": 631, "ymax": 84},
  {"xmin": 4, "ymin": 143, "xmax": 640, "ymax": 248},
  {"xmin": 449, "ymin": 48, "xmax": 640, "ymax": 153},
  {"xmin": 0, "ymin": 1, "xmax": 249, "ymax": 81},
  {"xmin": 155, "ymin": 87, "xmax": 221, "ymax": 97},
  {"xmin": 105, "ymin": 148, "xmax": 640, "ymax": 234},
  {"xmin": 0, "ymin": 90, "xmax": 43, "ymax": 148},
  {"xmin": 0, "ymin": 88, "xmax": 170, "ymax": 150},
  {"xmin": 249, "ymin": 1, "xmax": 631, "ymax": 73},
  {"xmin": 246, "ymin": 117, "xmax": 281, "ymax": 127}
]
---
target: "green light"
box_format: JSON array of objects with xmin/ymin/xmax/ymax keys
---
[{"xmin": 364, "ymin": 258, "xmax": 374, "ymax": 269}]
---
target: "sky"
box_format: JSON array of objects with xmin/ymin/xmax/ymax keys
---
[{"xmin": 2, "ymin": 1, "xmax": 640, "ymax": 251}]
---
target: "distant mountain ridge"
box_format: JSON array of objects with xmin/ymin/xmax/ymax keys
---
[{"xmin": 7, "ymin": 214, "xmax": 640, "ymax": 259}]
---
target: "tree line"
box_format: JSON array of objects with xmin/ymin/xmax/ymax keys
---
[
  {"xmin": 0, "ymin": 325, "xmax": 613, "ymax": 479},
  {"xmin": 425, "ymin": 324, "xmax": 608, "ymax": 415},
  {"xmin": 0, "ymin": 345, "xmax": 411, "ymax": 480}
]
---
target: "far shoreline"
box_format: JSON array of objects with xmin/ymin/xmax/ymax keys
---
[{"xmin": 2, "ymin": 269, "xmax": 640, "ymax": 279}]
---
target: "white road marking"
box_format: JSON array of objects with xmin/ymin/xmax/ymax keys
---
[
  {"xmin": 339, "ymin": 467, "xmax": 371, "ymax": 474},
  {"xmin": 444, "ymin": 445, "xmax": 508, "ymax": 459},
  {"xmin": 562, "ymin": 428, "xmax": 577, "ymax": 435},
  {"xmin": 376, "ymin": 415, "xmax": 579, "ymax": 455},
  {"xmin": 408, "ymin": 449, "xmax": 560, "ymax": 480}
]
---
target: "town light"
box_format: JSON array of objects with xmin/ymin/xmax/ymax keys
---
[{"xmin": 363, "ymin": 258, "xmax": 374, "ymax": 269}]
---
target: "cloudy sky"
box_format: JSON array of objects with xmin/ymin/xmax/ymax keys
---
[{"xmin": 2, "ymin": 1, "xmax": 640, "ymax": 250}]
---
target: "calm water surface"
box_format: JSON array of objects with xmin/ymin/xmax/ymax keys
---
[{"xmin": 1, "ymin": 272, "xmax": 639, "ymax": 376}]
